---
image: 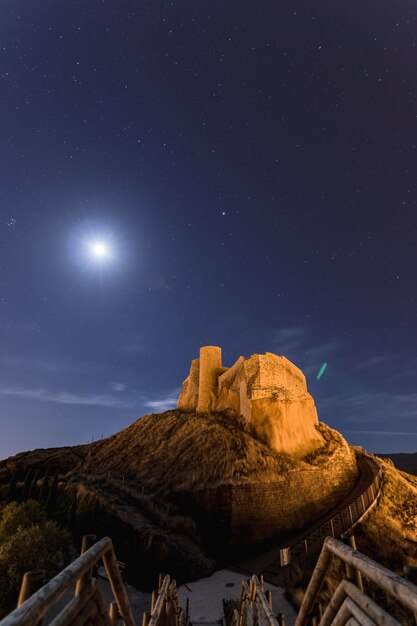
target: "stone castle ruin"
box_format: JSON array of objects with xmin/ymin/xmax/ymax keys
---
[{"xmin": 177, "ymin": 346, "xmax": 325, "ymax": 457}]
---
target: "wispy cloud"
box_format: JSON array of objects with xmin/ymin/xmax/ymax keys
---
[
  {"xmin": 272, "ymin": 327, "xmax": 307, "ymax": 354},
  {"xmin": 110, "ymin": 381, "xmax": 127, "ymax": 392},
  {"xmin": 144, "ymin": 389, "xmax": 180, "ymax": 412},
  {"xmin": 304, "ymin": 340, "xmax": 341, "ymax": 360},
  {"xmin": 355, "ymin": 355, "xmax": 389, "ymax": 369},
  {"xmin": 0, "ymin": 387, "xmax": 134, "ymax": 409},
  {"xmin": 271, "ymin": 326, "xmax": 341, "ymax": 377},
  {"xmin": 0, "ymin": 354, "xmax": 102, "ymax": 376},
  {"xmin": 344, "ymin": 430, "xmax": 417, "ymax": 436},
  {"xmin": 0, "ymin": 320, "xmax": 41, "ymax": 336},
  {"xmin": 319, "ymin": 390, "xmax": 417, "ymax": 424},
  {"xmin": 313, "ymin": 388, "xmax": 417, "ymax": 452},
  {"xmin": 121, "ymin": 335, "xmax": 145, "ymax": 354},
  {"xmin": 391, "ymin": 368, "xmax": 417, "ymax": 381}
]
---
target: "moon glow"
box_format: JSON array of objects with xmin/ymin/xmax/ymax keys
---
[
  {"xmin": 85, "ymin": 238, "xmax": 115, "ymax": 265},
  {"xmin": 91, "ymin": 242, "xmax": 109, "ymax": 258},
  {"xmin": 68, "ymin": 220, "xmax": 123, "ymax": 274}
]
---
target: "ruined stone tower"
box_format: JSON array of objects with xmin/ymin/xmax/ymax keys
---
[{"xmin": 197, "ymin": 346, "xmax": 223, "ymax": 412}]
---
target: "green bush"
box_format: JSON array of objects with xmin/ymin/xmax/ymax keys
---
[
  {"xmin": 0, "ymin": 500, "xmax": 45, "ymax": 540},
  {"xmin": 0, "ymin": 500, "xmax": 75, "ymax": 618}
]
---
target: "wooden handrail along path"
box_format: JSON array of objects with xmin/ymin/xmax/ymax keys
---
[
  {"xmin": 3, "ymin": 452, "xmax": 416, "ymax": 626},
  {"xmin": 295, "ymin": 536, "xmax": 417, "ymax": 626},
  {"xmin": 231, "ymin": 575, "xmax": 282, "ymax": 626},
  {"xmin": 0, "ymin": 535, "xmax": 135, "ymax": 626},
  {"xmin": 229, "ymin": 534, "xmax": 417, "ymax": 626},
  {"xmin": 261, "ymin": 454, "xmax": 383, "ymax": 586},
  {"xmin": 142, "ymin": 573, "xmax": 188, "ymax": 626},
  {"xmin": 0, "ymin": 454, "xmax": 399, "ymax": 626},
  {"xmin": 0, "ymin": 535, "xmax": 182, "ymax": 626}
]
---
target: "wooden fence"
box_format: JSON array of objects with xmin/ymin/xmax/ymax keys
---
[
  {"xmin": 295, "ymin": 536, "xmax": 417, "ymax": 626},
  {"xmin": 0, "ymin": 535, "xmax": 136, "ymax": 626},
  {"xmin": 0, "ymin": 535, "xmax": 187, "ymax": 626},
  {"xmin": 278, "ymin": 456, "xmax": 382, "ymax": 585},
  {"xmin": 231, "ymin": 575, "xmax": 282, "ymax": 626},
  {"xmin": 142, "ymin": 574, "xmax": 188, "ymax": 626}
]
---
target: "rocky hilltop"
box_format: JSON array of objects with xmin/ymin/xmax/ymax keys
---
[
  {"xmin": 0, "ymin": 348, "xmax": 359, "ymax": 586},
  {"xmin": 0, "ymin": 411, "xmax": 355, "ymax": 584},
  {"xmin": 1, "ymin": 347, "xmax": 416, "ymax": 589}
]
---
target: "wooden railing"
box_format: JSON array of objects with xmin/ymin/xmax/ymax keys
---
[
  {"xmin": 0, "ymin": 535, "xmax": 136, "ymax": 626},
  {"xmin": 142, "ymin": 573, "xmax": 188, "ymax": 626},
  {"xmin": 231, "ymin": 575, "xmax": 282, "ymax": 626},
  {"xmin": 295, "ymin": 536, "xmax": 417, "ymax": 626},
  {"xmin": 278, "ymin": 456, "xmax": 383, "ymax": 585}
]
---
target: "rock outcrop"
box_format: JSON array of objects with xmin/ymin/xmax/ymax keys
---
[{"xmin": 177, "ymin": 346, "xmax": 324, "ymax": 457}]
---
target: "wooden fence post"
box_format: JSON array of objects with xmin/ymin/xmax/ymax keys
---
[
  {"xmin": 39, "ymin": 469, "xmax": 51, "ymax": 501},
  {"xmin": 266, "ymin": 590, "xmax": 272, "ymax": 609},
  {"xmin": 6, "ymin": 470, "xmax": 18, "ymax": 503},
  {"xmin": 348, "ymin": 505, "xmax": 353, "ymax": 526},
  {"xmin": 109, "ymin": 601, "xmax": 119, "ymax": 625},
  {"xmin": 76, "ymin": 534, "xmax": 96, "ymax": 595},
  {"xmin": 17, "ymin": 570, "xmax": 45, "ymax": 608},
  {"xmin": 346, "ymin": 534, "xmax": 363, "ymax": 592},
  {"xmin": 186, "ymin": 597, "xmax": 190, "ymax": 625},
  {"xmin": 29, "ymin": 469, "xmax": 40, "ymax": 499},
  {"xmin": 151, "ymin": 590, "xmax": 157, "ymax": 612},
  {"xmin": 22, "ymin": 468, "xmax": 34, "ymax": 500}
]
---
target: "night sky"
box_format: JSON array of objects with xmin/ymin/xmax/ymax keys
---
[{"xmin": 1, "ymin": 1, "xmax": 417, "ymax": 458}]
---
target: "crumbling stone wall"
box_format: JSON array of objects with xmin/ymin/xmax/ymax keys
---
[
  {"xmin": 177, "ymin": 346, "xmax": 324, "ymax": 457},
  {"xmin": 177, "ymin": 358, "xmax": 200, "ymax": 411}
]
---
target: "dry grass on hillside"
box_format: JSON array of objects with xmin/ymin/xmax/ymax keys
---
[
  {"xmin": 330, "ymin": 458, "xmax": 417, "ymax": 625},
  {"xmin": 302, "ymin": 422, "xmax": 347, "ymax": 465},
  {"xmin": 1, "ymin": 412, "xmax": 345, "ymax": 498},
  {"xmin": 355, "ymin": 457, "xmax": 417, "ymax": 571},
  {"xmin": 290, "ymin": 457, "xmax": 417, "ymax": 626},
  {"xmin": 65, "ymin": 479, "xmax": 215, "ymax": 586},
  {"xmin": 0, "ymin": 445, "xmax": 87, "ymax": 480},
  {"xmin": 0, "ymin": 410, "xmax": 359, "ymax": 588},
  {"xmin": 78, "ymin": 412, "xmax": 347, "ymax": 496},
  {"xmin": 82, "ymin": 410, "xmax": 323, "ymax": 494}
]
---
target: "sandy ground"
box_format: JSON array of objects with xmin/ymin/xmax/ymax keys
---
[
  {"xmin": 42, "ymin": 571, "xmax": 151, "ymax": 624},
  {"xmin": 42, "ymin": 567, "xmax": 296, "ymax": 626},
  {"xmin": 178, "ymin": 569, "xmax": 297, "ymax": 626}
]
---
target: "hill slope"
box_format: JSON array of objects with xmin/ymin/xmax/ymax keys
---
[
  {"xmin": 0, "ymin": 410, "xmax": 355, "ymax": 585},
  {"xmin": 356, "ymin": 456, "xmax": 417, "ymax": 570},
  {"xmin": 80, "ymin": 410, "xmax": 302, "ymax": 493}
]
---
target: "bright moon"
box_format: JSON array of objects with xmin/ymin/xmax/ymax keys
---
[
  {"xmin": 73, "ymin": 229, "xmax": 118, "ymax": 271},
  {"xmin": 91, "ymin": 242, "xmax": 109, "ymax": 258},
  {"xmin": 84, "ymin": 238, "xmax": 115, "ymax": 265}
]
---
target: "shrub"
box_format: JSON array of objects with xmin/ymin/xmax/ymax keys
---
[
  {"xmin": 0, "ymin": 500, "xmax": 74, "ymax": 618},
  {"xmin": 0, "ymin": 500, "xmax": 45, "ymax": 541}
]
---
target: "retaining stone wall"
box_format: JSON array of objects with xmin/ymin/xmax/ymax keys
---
[{"xmin": 195, "ymin": 444, "xmax": 358, "ymax": 545}]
